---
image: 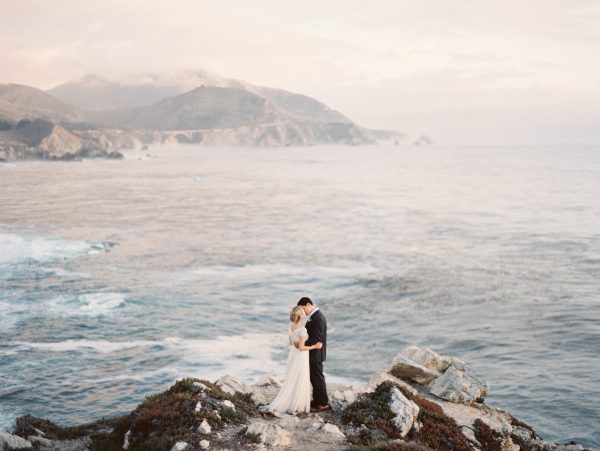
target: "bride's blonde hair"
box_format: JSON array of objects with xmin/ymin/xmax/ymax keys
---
[{"xmin": 289, "ymin": 306, "xmax": 304, "ymax": 323}]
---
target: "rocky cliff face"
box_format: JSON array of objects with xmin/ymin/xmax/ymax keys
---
[
  {"xmin": 0, "ymin": 70, "xmax": 422, "ymax": 161},
  {"xmin": 0, "ymin": 119, "xmax": 124, "ymax": 161},
  {"xmin": 0, "ymin": 346, "xmax": 589, "ymax": 451}
]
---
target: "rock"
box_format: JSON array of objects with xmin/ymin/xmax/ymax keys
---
[
  {"xmin": 297, "ymin": 417, "xmax": 323, "ymax": 430},
  {"xmin": 250, "ymin": 391, "xmax": 268, "ymax": 406},
  {"xmin": 435, "ymin": 398, "xmax": 512, "ymax": 436},
  {"xmin": 365, "ymin": 372, "xmax": 418, "ymax": 396},
  {"xmin": 195, "ymin": 401, "xmax": 203, "ymax": 412},
  {"xmin": 256, "ymin": 375, "xmax": 282, "ymax": 387},
  {"xmin": 0, "ymin": 430, "xmax": 33, "ymax": 449},
  {"xmin": 330, "ymin": 388, "xmax": 360, "ymax": 411},
  {"xmin": 398, "ymin": 346, "xmax": 452, "ymax": 373},
  {"xmin": 28, "ymin": 435, "xmax": 53, "ymax": 447},
  {"xmin": 428, "ymin": 359, "xmax": 490, "ymax": 404},
  {"xmin": 199, "ymin": 439, "xmax": 210, "ymax": 449},
  {"xmin": 388, "ymin": 354, "xmax": 441, "ymax": 384},
  {"xmin": 320, "ymin": 423, "xmax": 345, "ymax": 439},
  {"xmin": 106, "ymin": 150, "xmax": 124, "ymax": 159},
  {"xmin": 501, "ymin": 436, "xmax": 520, "ymax": 451},
  {"xmin": 388, "ymin": 387, "xmax": 420, "ymax": 437},
  {"xmin": 461, "ymin": 426, "xmax": 478, "ymax": 445},
  {"xmin": 245, "ymin": 421, "xmax": 292, "ymax": 447},
  {"xmin": 123, "ymin": 429, "xmax": 131, "ymax": 449},
  {"xmin": 198, "ymin": 419, "xmax": 212, "ymax": 434},
  {"xmin": 215, "ymin": 374, "xmax": 267, "ymax": 405},
  {"xmin": 219, "ymin": 399, "xmax": 234, "ymax": 410},
  {"xmin": 276, "ymin": 414, "xmax": 300, "ymax": 429},
  {"xmin": 193, "ymin": 382, "xmax": 208, "ymax": 391},
  {"xmin": 171, "ymin": 442, "xmax": 189, "ymax": 451}
]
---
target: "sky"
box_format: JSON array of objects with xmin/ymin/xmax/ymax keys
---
[{"xmin": 1, "ymin": 0, "xmax": 599, "ymax": 145}]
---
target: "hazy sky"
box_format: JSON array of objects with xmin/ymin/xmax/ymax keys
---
[{"xmin": 2, "ymin": 0, "xmax": 599, "ymax": 145}]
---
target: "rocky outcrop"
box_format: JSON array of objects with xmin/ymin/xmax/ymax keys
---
[
  {"xmin": 0, "ymin": 430, "xmax": 33, "ymax": 450},
  {"xmin": 428, "ymin": 359, "xmax": 490, "ymax": 404},
  {"xmin": 0, "ymin": 118, "xmax": 127, "ymax": 161},
  {"xmin": 4, "ymin": 347, "xmax": 590, "ymax": 451},
  {"xmin": 388, "ymin": 386, "xmax": 420, "ymax": 437}
]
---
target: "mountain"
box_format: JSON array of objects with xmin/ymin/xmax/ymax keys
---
[
  {"xmin": 48, "ymin": 70, "xmax": 353, "ymax": 125},
  {"xmin": 91, "ymin": 86, "xmax": 284, "ymax": 131},
  {"xmin": 1, "ymin": 69, "xmax": 415, "ymax": 160},
  {"xmin": 0, "ymin": 83, "xmax": 83, "ymax": 123}
]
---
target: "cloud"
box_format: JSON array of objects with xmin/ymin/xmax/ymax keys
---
[{"xmin": 1, "ymin": 0, "xmax": 598, "ymax": 144}]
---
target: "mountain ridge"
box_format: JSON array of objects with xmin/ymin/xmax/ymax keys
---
[{"xmin": 1, "ymin": 69, "xmax": 417, "ymax": 161}]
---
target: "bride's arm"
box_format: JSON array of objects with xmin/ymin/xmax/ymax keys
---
[{"xmin": 297, "ymin": 335, "xmax": 322, "ymax": 351}]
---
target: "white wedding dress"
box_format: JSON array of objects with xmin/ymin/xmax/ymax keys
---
[{"xmin": 264, "ymin": 325, "xmax": 311, "ymax": 414}]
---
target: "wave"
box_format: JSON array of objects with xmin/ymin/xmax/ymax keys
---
[
  {"xmin": 0, "ymin": 232, "xmax": 114, "ymax": 265},
  {"xmin": 8, "ymin": 332, "xmax": 290, "ymax": 383},
  {"xmin": 0, "ymin": 292, "xmax": 128, "ymax": 328},
  {"xmin": 34, "ymin": 292, "xmax": 127, "ymax": 318},
  {"xmin": 11, "ymin": 339, "xmax": 157, "ymax": 354}
]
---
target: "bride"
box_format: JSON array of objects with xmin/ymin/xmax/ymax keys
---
[{"xmin": 263, "ymin": 306, "xmax": 323, "ymax": 414}]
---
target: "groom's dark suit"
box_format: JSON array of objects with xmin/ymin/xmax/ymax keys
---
[{"xmin": 305, "ymin": 308, "xmax": 328, "ymax": 406}]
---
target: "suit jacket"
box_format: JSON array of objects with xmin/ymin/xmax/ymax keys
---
[{"xmin": 305, "ymin": 309, "xmax": 327, "ymax": 363}]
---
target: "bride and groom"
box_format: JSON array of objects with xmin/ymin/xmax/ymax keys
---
[{"xmin": 263, "ymin": 297, "xmax": 331, "ymax": 414}]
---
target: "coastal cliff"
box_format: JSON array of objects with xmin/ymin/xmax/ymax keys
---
[
  {"xmin": 2, "ymin": 346, "xmax": 585, "ymax": 451},
  {"xmin": 0, "ymin": 72, "xmax": 416, "ymax": 162}
]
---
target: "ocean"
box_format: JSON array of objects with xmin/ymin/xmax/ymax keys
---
[{"xmin": 1, "ymin": 145, "xmax": 599, "ymax": 448}]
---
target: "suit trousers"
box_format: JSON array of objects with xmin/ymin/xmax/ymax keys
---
[{"xmin": 309, "ymin": 361, "xmax": 328, "ymax": 405}]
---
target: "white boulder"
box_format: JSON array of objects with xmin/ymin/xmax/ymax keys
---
[
  {"xmin": 388, "ymin": 354, "xmax": 441, "ymax": 384},
  {"xmin": 193, "ymin": 381, "xmax": 209, "ymax": 391},
  {"xmin": 215, "ymin": 374, "xmax": 267, "ymax": 405},
  {"xmin": 389, "ymin": 387, "xmax": 420, "ymax": 437},
  {"xmin": 399, "ymin": 346, "xmax": 453, "ymax": 373},
  {"xmin": 0, "ymin": 431, "xmax": 33, "ymax": 449},
  {"xmin": 256, "ymin": 375, "xmax": 282, "ymax": 387},
  {"xmin": 330, "ymin": 389, "xmax": 359, "ymax": 411},
  {"xmin": 198, "ymin": 419, "xmax": 212, "ymax": 434},
  {"xmin": 222, "ymin": 400, "xmax": 235, "ymax": 410},
  {"xmin": 428, "ymin": 359, "xmax": 489, "ymax": 404},
  {"xmin": 215, "ymin": 375, "xmax": 248, "ymax": 395},
  {"xmin": 199, "ymin": 439, "xmax": 210, "ymax": 449},
  {"xmin": 250, "ymin": 391, "xmax": 268, "ymax": 406},
  {"xmin": 320, "ymin": 423, "xmax": 345, "ymax": 439},
  {"xmin": 170, "ymin": 442, "xmax": 189, "ymax": 451},
  {"xmin": 28, "ymin": 435, "xmax": 53, "ymax": 447},
  {"xmin": 245, "ymin": 421, "xmax": 292, "ymax": 447}
]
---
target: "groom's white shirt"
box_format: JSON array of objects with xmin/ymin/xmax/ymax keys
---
[{"xmin": 303, "ymin": 307, "xmax": 319, "ymax": 325}]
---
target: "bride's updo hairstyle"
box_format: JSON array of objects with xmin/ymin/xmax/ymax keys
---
[{"xmin": 290, "ymin": 306, "xmax": 304, "ymax": 323}]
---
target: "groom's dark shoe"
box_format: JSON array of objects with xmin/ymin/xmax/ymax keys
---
[{"xmin": 311, "ymin": 404, "xmax": 332, "ymax": 412}]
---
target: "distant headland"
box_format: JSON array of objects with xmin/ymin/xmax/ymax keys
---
[{"xmin": 0, "ymin": 70, "xmax": 432, "ymax": 161}]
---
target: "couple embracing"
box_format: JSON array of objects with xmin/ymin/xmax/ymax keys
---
[{"xmin": 263, "ymin": 297, "xmax": 330, "ymax": 414}]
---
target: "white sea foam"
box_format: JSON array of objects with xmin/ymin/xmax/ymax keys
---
[
  {"xmin": 0, "ymin": 232, "xmax": 108, "ymax": 265},
  {"xmin": 12, "ymin": 339, "xmax": 157, "ymax": 353},
  {"xmin": 9, "ymin": 332, "xmax": 289, "ymax": 383},
  {"xmin": 42, "ymin": 292, "xmax": 127, "ymax": 318}
]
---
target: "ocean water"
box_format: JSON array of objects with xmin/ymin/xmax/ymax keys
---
[{"xmin": 0, "ymin": 145, "xmax": 599, "ymax": 448}]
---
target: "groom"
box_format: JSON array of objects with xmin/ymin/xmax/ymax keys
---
[{"xmin": 297, "ymin": 297, "xmax": 330, "ymax": 412}]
